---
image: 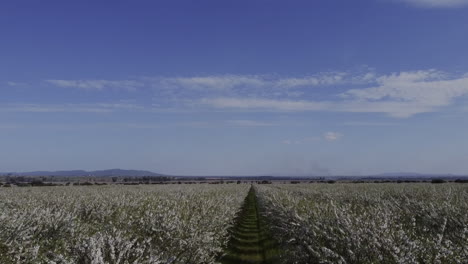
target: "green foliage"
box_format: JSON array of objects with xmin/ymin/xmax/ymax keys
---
[{"xmin": 220, "ymin": 187, "xmax": 280, "ymax": 263}]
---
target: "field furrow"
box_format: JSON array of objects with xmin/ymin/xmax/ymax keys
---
[{"xmin": 220, "ymin": 186, "xmax": 280, "ymax": 264}]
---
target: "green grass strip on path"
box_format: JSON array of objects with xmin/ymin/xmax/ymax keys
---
[{"xmin": 219, "ymin": 186, "xmax": 281, "ymax": 264}]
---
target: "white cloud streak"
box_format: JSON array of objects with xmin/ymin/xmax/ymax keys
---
[
  {"xmin": 200, "ymin": 98, "xmax": 332, "ymax": 111},
  {"xmin": 6, "ymin": 81, "xmax": 27, "ymax": 87},
  {"xmin": 0, "ymin": 103, "xmax": 143, "ymax": 113},
  {"xmin": 47, "ymin": 80, "xmax": 144, "ymax": 91},
  {"xmin": 398, "ymin": 0, "xmax": 468, "ymax": 8},
  {"xmin": 324, "ymin": 132, "xmax": 343, "ymax": 141},
  {"xmin": 198, "ymin": 70, "xmax": 468, "ymax": 118},
  {"xmin": 225, "ymin": 120, "xmax": 275, "ymax": 127},
  {"xmin": 343, "ymin": 70, "xmax": 468, "ymax": 117},
  {"xmin": 159, "ymin": 75, "xmax": 266, "ymax": 90},
  {"xmin": 155, "ymin": 71, "xmax": 371, "ymax": 91},
  {"xmin": 282, "ymin": 139, "xmax": 300, "ymax": 145},
  {"xmin": 39, "ymin": 69, "xmax": 468, "ymax": 118},
  {"xmin": 282, "ymin": 136, "xmax": 320, "ymax": 145},
  {"xmin": 342, "ymin": 121, "xmax": 399, "ymax": 126},
  {"xmin": 199, "ymin": 98, "xmax": 438, "ymax": 118}
]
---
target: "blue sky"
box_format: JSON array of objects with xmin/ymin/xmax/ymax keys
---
[{"xmin": 2, "ymin": 0, "xmax": 468, "ymax": 175}]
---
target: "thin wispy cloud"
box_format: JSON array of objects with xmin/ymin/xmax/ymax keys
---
[
  {"xmin": 6, "ymin": 81, "xmax": 27, "ymax": 87},
  {"xmin": 199, "ymin": 97, "xmax": 438, "ymax": 118},
  {"xmin": 398, "ymin": 0, "xmax": 468, "ymax": 8},
  {"xmin": 282, "ymin": 136, "xmax": 321, "ymax": 145},
  {"xmin": 0, "ymin": 103, "xmax": 143, "ymax": 113},
  {"xmin": 47, "ymin": 80, "xmax": 144, "ymax": 91},
  {"xmin": 200, "ymin": 98, "xmax": 332, "ymax": 112},
  {"xmin": 343, "ymin": 70, "xmax": 468, "ymax": 116},
  {"xmin": 47, "ymin": 73, "xmax": 359, "ymax": 100},
  {"xmin": 197, "ymin": 70, "xmax": 468, "ymax": 118},
  {"xmin": 225, "ymin": 120, "xmax": 275, "ymax": 127},
  {"xmin": 124, "ymin": 120, "xmax": 276, "ymax": 128},
  {"xmin": 282, "ymin": 139, "xmax": 301, "ymax": 145},
  {"xmin": 342, "ymin": 121, "xmax": 399, "ymax": 126},
  {"xmin": 272, "ymin": 72, "xmax": 351, "ymax": 88},
  {"xmin": 158, "ymin": 75, "xmax": 266, "ymax": 90},
  {"xmin": 151, "ymin": 71, "xmax": 374, "ymax": 93},
  {"xmin": 324, "ymin": 132, "xmax": 343, "ymax": 141},
  {"xmin": 38, "ymin": 69, "xmax": 468, "ymax": 118}
]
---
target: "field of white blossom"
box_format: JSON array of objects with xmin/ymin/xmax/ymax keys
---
[
  {"xmin": 256, "ymin": 183, "xmax": 468, "ymax": 264},
  {"xmin": 1, "ymin": 183, "xmax": 467, "ymax": 264},
  {"xmin": 0, "ymin": 184, "xmax": 249, "ymax": 264}
]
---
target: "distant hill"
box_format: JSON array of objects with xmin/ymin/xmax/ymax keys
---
[
  {"xmin": 5, "ymin": 169, "xmax": 165, "ymax": 177},
  {"xmin": 375, "ymin": 172, "xmax": 456, "ymax": 177},
  {"xmin": 375, "ymin": 172, "xmax": 425, "ymax": 177},
  {"xmin": 91, "ymin": 169, "xmax": 165, "ymax": 177}
]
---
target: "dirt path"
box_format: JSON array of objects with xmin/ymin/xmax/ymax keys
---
[{"xmin": 219, "ymin": 186, "xmax": 280, "ymax": 264}]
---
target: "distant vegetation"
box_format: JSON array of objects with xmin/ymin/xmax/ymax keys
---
[{"xmin": 3, "ymin": 173, "xmax": 468, "ymax": 188}]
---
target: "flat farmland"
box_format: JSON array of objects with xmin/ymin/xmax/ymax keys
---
[
  {"xmin": 257, "ymin": 183, "xmax": 468, "ymax": 263},
  {"xmin": 0, "ymin": 185, "xmax": 249, "ymax": 264},
  {"xmin": 1, "ymin": 183, "xmax": 467, "ymax": 263}
]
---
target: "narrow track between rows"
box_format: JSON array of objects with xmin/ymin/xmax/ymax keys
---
[{"xmin": 219, "ymin": 186, "xmax": 280, "ymax": 264}]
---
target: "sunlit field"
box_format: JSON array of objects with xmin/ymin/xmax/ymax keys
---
[
  {"xmin": 257, "ymin": 183, "xmax": 468, "ymax": 263},
  {"xmin": 1, "ymin": 183, "xmax": 467, "ymax": 263},
  {"xmin": 0, "ymin": 185, "xmax": 249, "ymax": 263}
]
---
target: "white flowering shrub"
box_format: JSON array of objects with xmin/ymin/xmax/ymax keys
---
[
  {"xmin": 0, "ymin": 184, "xmax": 249, "ymax": 264},
  {"xmin": 256, "ymin": 183, "xmax": 468, "ymax": 264}
]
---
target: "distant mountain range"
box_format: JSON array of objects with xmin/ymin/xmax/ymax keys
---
[{"xmin": 3, "ymin": 169, "xmax": 166, "ymax": 177}]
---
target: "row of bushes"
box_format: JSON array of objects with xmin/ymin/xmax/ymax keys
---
[{"xmin": 1, "ymin": 179, "xmax": 467, "ymax": 187}]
